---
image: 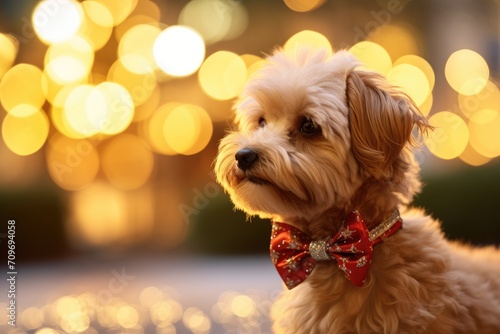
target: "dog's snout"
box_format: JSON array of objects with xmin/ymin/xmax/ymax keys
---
[{"xmin": 235, "ymin": 148, "xmax": 258, "ymax": 170}]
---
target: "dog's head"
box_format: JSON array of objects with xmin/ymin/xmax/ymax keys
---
[{"xmin": 215, "ymin": 47, "xmax": 428, "ymax": 222}]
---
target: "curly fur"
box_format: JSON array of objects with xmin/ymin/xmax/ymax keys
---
[{"xmin": 214, "ymin": 47, "xmax": 500, "ymax": 333}]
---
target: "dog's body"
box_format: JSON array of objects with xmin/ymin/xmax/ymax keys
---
[{"xmin": 215, "ymin": 47, "xmax": 500, "ymax": 333}]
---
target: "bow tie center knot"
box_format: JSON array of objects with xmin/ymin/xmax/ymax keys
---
[{"xmin": 309, "ymin": 240, "xmax": 331, "ymax": 261}]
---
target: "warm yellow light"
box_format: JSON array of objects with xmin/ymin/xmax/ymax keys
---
[
  {"xmin": 388, "ymin": 64, "xmax": 430, "ymax": 107},
  {"xmin": 71, "ymin": 182, "xmax": 128, "ymax": 246},
  {"xmin": 468, "ymin": 112, "xmax": 500, "ymax": 158},
  {"xmin": 86, "ymin": 82, "xmax": 135, "ymax": 135},
  {"xmin": 46, "ymin": 56, "xmax": 89, "ymax": 85},
  {"xmin": 283, "ymin": 0, "xmax": 325, "ymax": 12},
  {"xmin": 142, "ymin": 103, "xmax": 180, "ymax": 155},
  {"xmin": 418, "ymin": 93, "xmax": 433, "ymax": 117},
  {"xmin": 231, "ymin": 295, "xmax": 255, "ymax": 318},
  {"xmin": 32, "ymin": 0, "xmax": 84, "ymax": 44},
  {"xmin": 0, "ymin": 33, "xmax": 18, "ymax": 79},
  {"xmin": 35, "ymin": 327, "xmax": 62, "ymax": 334},
  {"xmin": 8, "ymin": 104, "xmax": 39, "ymax": 117},
  {"xmin": 284, "ymin": 30, "xmax": 332, "ymax": 55},
  {"xmin": 50, "ymin": 86, "xmax": 85, "ymax": 138},
  {"xmin": 56, "ymin": 296, "xmax": 81, "ymax": 318},
  {"xmin": 2, "ymin": 110, "xmax": 49, "ymax": 156},
  {"xmin": 130, "ymin": 0, "xmax": 161, "ymax": 21},
  {"xmin": 108, "ymin": 59, "xmax": 157, "ymax": 106},
  {"xmin": 349, "ymin": 41, "xmax": 392, "ymax": 75},
  {"xmin": 44, "ymin": 36, "xmax": 94, "ymax": 85},
  {"xmin": 183, "ymin": 307, "xmax": 211, "ymax": 333},
  {"xmin": 83, "ymin": 0, "xmax": 113, "ymax": 27},
  {"xmin": 458, "ymin": 80, "xmax": 500, "ymax": 122},
  {"xmin": 163, "ymin": 104, "xmax": 213, "ymax": 155},
  {"xmin": 139, "ymin": 287, "xmax": 163, "ymax": 308},
  {"xmin": 118, "ymin": 24, "xmax": 161, "ymax": 74},
  {"xmin": 115, "ymin": 15, "xmax": 160, "ymax": 41},
  {"xmin": 116, "ymin": 306, "xmax": 139, "ymax": 328},
  {"xmin": 151, "ymin": 300, "xmax": 183, "ymax": 326},
  {"xmin": 367, "ymin": 25, "xmax": 420, "ymax": 61},
  {"xmin": 445, "ymin": 49, "xmax": 489, "ymax": 96},
  {"xmin": 153, "ymin": 25, "xmax": 206, "ymax": 77},
  {"xmin": 425, "ymin": 111, "xmax": 469, "ymax": 160},
  {"xmin": 179, "ymin": 0, "xmax": 248, "ymax": 44},
  {"xmin": 198, "ymin": 51, "xmax": 247, "ymax": 101},
  {"xmin": 78, "ymin": 1, "xmax": 113, "ymax": 50},
  {"xmin": 92, "ymin": 0, "xmax": 138, "ymax": 26},
  {"xmin": 102, "ymin": 134, "xmax": 154, "ymax": 190},
  {"xmin": 46, "ymin": 134, "xmax": 100, "ymax": 190},
  {"xmin": 134, "ymin": 85, "xmax": 160, "ymax": 122},
  {"xmin": 459, "ymin": 143, "xmax": 491, "ymax": 166},
  {"xmin": 21, "ymin": 307, "xmax": 44, "ymax": 330},
  {"xmin": 63, "ymin": 84, "xmax": 98, "ymax": 137},
  {"xmin": 0, "ymin": 63, "xmax": 45, "ymax": 112},
  {"xmin": 394, "ymin": 55, "xmax": 435, "ymax": 91}
]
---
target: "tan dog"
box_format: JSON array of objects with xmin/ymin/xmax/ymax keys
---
[{"xmin": 214, "ymin": 47, "xmax": 500, "ymax": 333}]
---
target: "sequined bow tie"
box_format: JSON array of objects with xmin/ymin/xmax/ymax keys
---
[{"xmin": 270, "ymin": 210, "xmax": 402, "ymax": 289}]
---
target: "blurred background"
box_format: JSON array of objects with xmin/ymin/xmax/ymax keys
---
[{"xmin": 0, "ymin": 0, "xmax": 499, "ymax": 333}]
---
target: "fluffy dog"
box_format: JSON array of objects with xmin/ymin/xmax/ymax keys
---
[{"xmin": 214, "ymin": 47, "xmax": 500, "ymax": 333}]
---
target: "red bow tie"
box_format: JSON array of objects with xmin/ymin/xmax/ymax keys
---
[{"xmin": 270, "ymin": 210, "xmax": 402, "ymax": 289}]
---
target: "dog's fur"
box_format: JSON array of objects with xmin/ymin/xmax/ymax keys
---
[{"xmin": 214, "ymin": 47, "xmax": 500, "ymax": 333}]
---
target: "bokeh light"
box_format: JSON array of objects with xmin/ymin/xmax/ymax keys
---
[
  {"xmin": 46, "ymin": 134, "xmax": 100, "ymax": 191},
  {"xmin": 230, "ymin": 295, "xmax": 255, "ymax": 318},
  {"xmin": 2, "ymin": 109, "xmax": 49, "ymax": 156},
  {"xmin": 458, "ymin": 80, "xmax": 500, "ymax": 123},
  {"xmin": 21, "ymin": 307, "xmax": 44, "ymax": 330},
  {"xmin": 0, "ymin": 33, "xmax": 18, "ymax": 79},
  {"xmin": 44, "ymin": 36, "xmax": 94, "ymax": 85},
  {"xmin": 102, "ymin": 134, "xmax": 154, "ymax": 190},
  {"xmin": 394, "ymin": 55, "xmax": 435, "ymax": 91},
  {"xmin": 349, "ymin": 41, "xmax": 392, "ymax": 75},
  {"xmin": 163, "ymin": 104, "xmax": 213, "ymax": 155},
  {"xmin": 32, "ymin": 0, "xmax": 84, "ymax": 44},
  {"xmin": 108, "ymin": 58, "xmax": 157, "ymax": 107},
  {"xmin": 0, "ymin": 63, "xmax": 45, "ymax": 112},
  {"xmin": 117, "ymin": 305, "xmax": 139, "ymax": 328},
  {"xmin": 118, "ymin": 24, "xmax": 161, "ymax": 74},
  {"xmin": 70, "ymin": 182, "xmax": 129, "ymax": 246},
  {"xmin": 284, "ymin": 30, "xmax": 332, "ymax": 55},
  {"xmin": 468, "ymin": 112, "xmax": 500, "ymax": 158},
  {"xmin": 459, "ymin": 143, "xmax": 491, "ymax": 166},
  {"xmin": 63, "ymin": 84, "xmax": 99, "ymax": 137},
  {"xmin": 86, "ymin": 82, "xmax": 135, "ymax": 135},
  {"xmin": 283, "ymin": 0, "xmax": 325, "ymax": 12},
  {"xmin": 153, "ymin": 25, "xmax": 206, "ymax": 77},
  {"xmin": 141, "ymin": 103, "xmax": 180, "ymax": 156},
  {"xmin": 425, "ymin": 111, "xmax": 469, "ymax": 160},
  {"xmin": 388, "ymin": 63, "xmax": 430, "ymax": 107},
  {"xmin": 179, "ymin": 0, "xmax": 248, "ymax": 44},
  {"xmin": 92, "ymin": 0, "xmax": 138, "ymax": 26},
  {"xmin": 78, "ymin": 1, "xmax": 114, "ymax": 50},
  {"xmin": 445, "ymin": 49, "xmax": 489, "ymax": 96},
  {"xmin": 198, "ymin": 51, "xmax": 247, "ymax": 101},
  {"xmin": 368, "ymin": 24, "xmax": 420, "ymax": 61},
  {"xmin": 183, "ymin": 307, "xmax": 211, "ymax": 334}
]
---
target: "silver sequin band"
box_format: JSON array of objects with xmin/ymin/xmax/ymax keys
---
[
  {"xmin": 309, "ymin": 240, "xmax": 331, "ymax": 261},
  {"xmin": 368, "ymin": 209, "xmax": 400, "ymax": 242}
]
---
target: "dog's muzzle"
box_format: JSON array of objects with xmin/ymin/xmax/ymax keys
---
[{"xmin": 235, "ymin": 147, "xmax": 258, "ymax": 170}]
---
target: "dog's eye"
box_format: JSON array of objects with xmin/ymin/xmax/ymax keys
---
[
  {"xmin": 258, "ymin": 117, "xmax": 266, "ymax": 128},
  {"xmin": 300, "ymin": 118, "xmax": 319, "ymax": 135}
]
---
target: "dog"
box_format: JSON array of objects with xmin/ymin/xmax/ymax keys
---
[{"xmin": 214, "ymin": 47, "xmax": 500, "ymax": 333}]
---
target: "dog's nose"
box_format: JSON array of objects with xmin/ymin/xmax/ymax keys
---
[{"xmin": 235, "ymin": 148, "xmax": 258, "ymax": 170}]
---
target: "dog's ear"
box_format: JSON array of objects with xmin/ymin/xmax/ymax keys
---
[{"xmin": 346, "ymin": 70, "xmax": 429, "ymax": 180}]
